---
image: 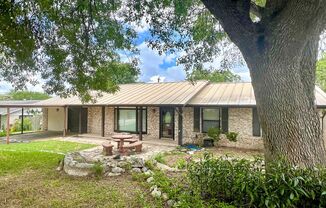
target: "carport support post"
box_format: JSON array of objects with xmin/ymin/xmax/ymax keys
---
[
  {"xmin": 6, "ymin": 107, "xmax": 10, "ymax": 144},
  {"xmin": 63, "ymin": 107, "xmax": 68, "ymax": 137},
  {"xmin": 178, "ymin": 107, "xmax": 183, "ymax": 146},
  {"xmin": 21, "ymin": 108, "xmax": 24, "ymax": 134}
]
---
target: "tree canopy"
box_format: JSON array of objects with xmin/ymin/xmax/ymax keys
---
[
  {"xmin": 190, "ymin": 68, "xmax": 241, "ymax": 83},
  {"xmin": 0, "ymin": 0, "xmax": 241, "ymax": 101},
  {"xmin": 8, "ymin": 91, "xmax": 50, "ymax": 100}
]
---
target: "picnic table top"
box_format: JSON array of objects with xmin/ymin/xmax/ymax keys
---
[{"xmin": 111, "ymin": 134, "xmax": 133, "ymax": 139}]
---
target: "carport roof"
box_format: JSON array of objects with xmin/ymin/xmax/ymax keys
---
[{"xmin": 1, "ymin": 81, "xmax": 326, "ymax": 108}]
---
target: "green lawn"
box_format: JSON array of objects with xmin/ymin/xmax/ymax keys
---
[
  {"xmin": 0, "ymin": 141, "xmax": 161, "ymax": 208},
  {"xmin": 0, "ymin": 141, "xmax": 95, "ymax": 176},
  {"xmin": 0, "ymin": 140, "xmax": 95, "ymax": 154}
]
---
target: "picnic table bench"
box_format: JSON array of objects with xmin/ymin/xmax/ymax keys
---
[
  {"xmin": 102, "ymin": 142, "xmax": 114, "ymax": 156},
  {"xmin": 113, "ymin": 138, "xmax": 138, "ymax": 149},
  {"xmin": 123, "ymin": 141, "xmax": 143, "ymax": 153}
]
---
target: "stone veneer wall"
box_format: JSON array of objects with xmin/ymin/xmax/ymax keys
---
[
  {"xmin": 87, "ymin": 107, "xmax": 102, "ymax": 135},
  {"xmin": 42, "ymin": 108, "xmax": 48, "ymax": 131},
  {"xmin": 147, "ymin": 107, "xmax": 160, "ymax": 139},
  {"xmin": 87, "ymin": 106, "xmax": 161, "ymax": 140},
  {"xmin": 104, "ymin": 107, "xmax": 115, "ymax": 136},
  {"xmin": 86, "ymin": 106, "xmax": 264, "ymax": 150},
  {"xmin": 182, "ymin": 107, "xmax": 196, "ymax": 144},
  {"xmin": 219, "ymin": 108, "xmax": 263, "ymax": 150},
  {"xmin": 181, "ymin": 107, "xmax": 264, "ymax": 150}
]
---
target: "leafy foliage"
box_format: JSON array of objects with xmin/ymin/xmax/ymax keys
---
[
  {"xmin": 188, "ymin": 153, "xmax": 326, "ymax": 207},
  {"xmin": 190, "ymin": 67, "xmax": 241, "ymax": 83},
  {"xmin": 8, "ymin": 91, "xmax": 50, "ymax": 100},
  {"xmin": 225, "ymin": 132, "xmax": 238, "ymax": 142},
  {"xmin": 207, "ymin": 127, "xmax": 221, "ymax": 142},
  {"xmin": 11, "ymin": 117, "xmax": 33, "ymax": 132},
  {"xmin": 0, "ymin": 0, "xmax": 243, "ymax": 101},
  {"xmin": 317, "ymin": 54, "xmax": 326, "ymax": 91},
  {"xmin": 0, "ymin": 1, "xmax": 139, "ymax": 101}
]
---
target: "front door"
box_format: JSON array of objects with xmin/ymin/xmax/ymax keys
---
[
  {"xmin": 160, "ymin": 107, "xmax": 174, "ymax": 139},
  {"xmin": 68, "ymin": 107, "xmax": 88, "ymax": 134}
]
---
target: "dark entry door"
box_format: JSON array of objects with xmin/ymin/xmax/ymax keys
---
[
  {"xmin": 68, "ymin": 108, "xmax": 80, "ymax": 133},
  {"xmin": 160, "ymin": 107, "xmax": 174, "ymax": 139},
  {"xmin": 68, "ymin": 107, "xmax": 88, "ymax": 133},
  {"xmin": 80, "ymin": 107, "xmax": 88, "ymax": 133}
]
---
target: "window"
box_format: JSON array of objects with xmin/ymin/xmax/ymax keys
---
[
  {"xmin": 202, "ymin": 108, "xmax": 220, "ymax": 133},
  {"xmin": 114, "ymin": 107, "xmax": 147, "ymax": 133}
]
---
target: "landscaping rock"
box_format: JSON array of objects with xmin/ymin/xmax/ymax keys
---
[
  {"xmin": 113, "ymin": 154, "xmax": 121, "ymax": 160},
  {"xmin": 162, "ymin": 193, "xmax": 169, "ymax": 201},
  {"xmin": 151, "ymin": 188, "xmax": 161, "ymax": 198},
  {"xmin": 131, "ymin": 168, "xmax": 142, "ymax": 173},
  {"xmin": 129, "ymin": 156, "xmax": 145, "ymax": 168},
  {"xmin": 144, "ymin": 170, "xmax": 153, "ymax": 176},
  {"xmin": 63, "ymin": 153, "xmax": 95, "ymax": 176},
  {"xmin": 107, "ymin": 161, "xmax": 118, "ymax": 168},
  {"xmin": 118, "ymin": 161, "xmax": 128, "ymax": 167},
  {"xmin": 156, "ymin": 162, "xmax": 177, "ymax": 172},
  {"xmin": 105, "ymin": 172, "xmax": 121, "ymax": 177},
  {"xmin": 147, "ymin": 177, "xmax": 154, "ymax": 183},
  {"xmin": 150, "ymin": 185, "xmax": 157, "ymax": 192},
  {"xmin": 167, "ymin": 199, "xmax": 175, "ymax": 207},
  {"xmin": 142, "ymin": 167, "xmax": 148, "ymax": 172},
  {"xmin": 56, "ymin": 160, "xmax": 64, "ymax": 171},
  {"xmin": 111, "ymin": 167, "xmax": 125, "ymax": 174}
]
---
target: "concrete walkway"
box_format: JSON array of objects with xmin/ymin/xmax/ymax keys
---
[
  {"xmin": 1, "ymin": 131, "xmax": 176, "ymax": 156},
  {"xmin": 1, "ymin": 131, "xmax": 62, "ymax": 143}
]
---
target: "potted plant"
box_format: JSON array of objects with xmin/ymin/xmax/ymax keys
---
[{"xmin": 204, "ymin": 127, "xmax": 221, "ymax": 147}]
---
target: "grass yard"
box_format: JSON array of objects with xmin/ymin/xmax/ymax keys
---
[
  {"xmin": 0, "ymin": 141, "xmax": 161, "ymax": 208},
  {"xmin": 158, "ymin": 146, "xmax": 263, "ymax": 168}
]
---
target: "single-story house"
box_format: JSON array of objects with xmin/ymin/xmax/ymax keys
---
[{"xmin": 2, "ymin": 81, "xmax": 326, "ymax": 149}]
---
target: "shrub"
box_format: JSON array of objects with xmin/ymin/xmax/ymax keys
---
[
  {"xmin": 225, "ymin": 132, "xmax": 238, "ymax": 142},
  {"xmin": 91, "ymin": 162, "xmax": 104, "ymax": 178},
  {"xmin": 187, "ymin": 153, "xmax": 326, "ymax": 207},
  {"xmin": 175, "ymin": 158, "xmax": 187, "ymax": 170},
  {"xmin": 144, "ymin": 159, "xmax": 156, "ymax": 170},
  {"xmin": 207, "ymin": 127, "xmax": 221, "ymax": 142},
  {"xmin": 154, "ymin": 153, "xmax": 166, "ymax": 164},
  {"xmin": 11, "ymin": 117, "xmax": 33, "ymax": 132}
]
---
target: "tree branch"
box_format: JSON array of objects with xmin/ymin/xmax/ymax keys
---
[{"xmin": 201, "ymin": 0, "xmax": 258, "ymax": 55}]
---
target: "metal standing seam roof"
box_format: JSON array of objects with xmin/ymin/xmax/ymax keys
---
[
  {"xmin": 1, "ymin": 82, "xmax": 326, "ymax": 108},
  {"xmin": 188, "ymin": 82, "xmax": 256, "ymax": 106},
  {"xmin": 188, "ymin": 82, "xmax": 326, "ymax": 107},
  {"xmin": 27, "ymin": 81, "xmax": 209, "ymax": 107}
]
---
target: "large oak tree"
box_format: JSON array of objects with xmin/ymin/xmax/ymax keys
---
[{"xmin": 1, "ymin": 0, "xmax": 326, "ymax": 166}]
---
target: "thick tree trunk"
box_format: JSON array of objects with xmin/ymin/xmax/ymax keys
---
[
  {"xmin": 246, "ymin": 37, "xmax": 326, "ymax": 167},
  {"xmin": 240, "ymin": 47, "xmax": 326, "ymax": 167},
  {"xmin": 201, "ymin": 0, "xmax": 326, "ymax": 167}
]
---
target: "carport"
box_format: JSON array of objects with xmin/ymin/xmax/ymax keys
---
[{"xmin": 0, "ymin": 101, "xmax": 71, "ymax": 144}]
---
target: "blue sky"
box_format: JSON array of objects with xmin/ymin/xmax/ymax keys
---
[{"xmin": 0, "ymin": 29, "xmax": 250, "ymax": 93}]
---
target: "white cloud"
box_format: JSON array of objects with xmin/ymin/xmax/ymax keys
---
[
  {"xmin": 0, "ymin": 81, "xmax": 44, "ymax": 93},
  {"xmin": 149, "ymin": 75, "xmax": 166, "ymax": 83}
]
